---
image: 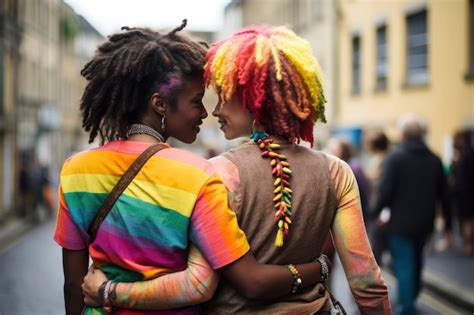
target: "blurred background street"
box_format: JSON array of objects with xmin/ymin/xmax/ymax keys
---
[{"xmin": 0, "ymin": 0, "xmax": 473, "ymax": 314}]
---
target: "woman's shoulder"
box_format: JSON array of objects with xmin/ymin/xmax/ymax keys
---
[
  {"xmin": 322, "ymin": 152, "xmax": 353, "ymax": 179},
  {"xmin": 161, "ymin": 147, "xmax": 215, "ymax": 176},
  {"xmin": 62, "ymin": 146, "xmax": 103, "ymax": 166},
  {"xmin": 63, "ymin": 141, "xmax": 137, "ymax": 163}
]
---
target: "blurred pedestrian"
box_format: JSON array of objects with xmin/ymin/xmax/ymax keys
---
[
  {"xmin": 365, "ymin": 130, "xmax": 391, "ymax": 265},
  {"xmin": 450, "ymin": 129, "xmax": 474, "ymax": 256},
  {"xmin": 326, "ymin": 137, "xmax": 371, "ymax": 220},
  {"xmin": 31, "ymin": 156, "xmax": 56, "ymax": 218},
  {"xmin": 18, "ymin": 151, "xmax": 34, "ymax": 218},
  {"xmin": 371, "ymin": 114, "xmax": 452, "ymax": 315},
  {"xmin": 365, "ymin": 130, "xmax": 390, "ymax": 188}
]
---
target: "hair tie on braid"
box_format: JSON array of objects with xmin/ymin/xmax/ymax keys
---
[{"xmin": 167, "ymin": 19, "xmax": 187, "ymax": 37}]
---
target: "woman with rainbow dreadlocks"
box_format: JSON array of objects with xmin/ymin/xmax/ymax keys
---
[{"xmin": 82, "ymin": 25, "xmax": 391, "ymax": 314}]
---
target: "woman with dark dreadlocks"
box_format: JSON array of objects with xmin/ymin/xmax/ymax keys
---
[
  {"xmin": 82, "ymin": 25, "xmax": 391, "ymax": 314},
  {"xmin": 54, "ymin": 21, "xmax": 330, "ymax": 315}
]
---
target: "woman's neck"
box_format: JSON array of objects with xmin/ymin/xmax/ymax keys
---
[
  {"xmin": 267, "ymin": 134, "xmax": 291, "ymax": 144},
  {"xmin": 127, "ymin": 134, "xmax": 164, "ymax": 144}
]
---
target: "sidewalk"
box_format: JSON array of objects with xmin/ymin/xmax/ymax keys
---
[
  {"xmin": 0, "ymin": 207, "xmax": 51, "ymax": 253},
  {"xmin": 423, "ymin": 247, "xmax": 474, "ymax": 311},
  {"xmin": 0, "ymin": 216, "xmax": 34, "ymax": 253}
]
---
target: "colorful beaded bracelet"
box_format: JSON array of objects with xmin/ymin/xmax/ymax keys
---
[{"xmin": 287, "ymin": 263, "xmax": 303, "ymax": 293}]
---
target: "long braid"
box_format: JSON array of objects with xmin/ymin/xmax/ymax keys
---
[{"xmin": 80, "ymin": 21, "xmax": 207, "ymax": 144}]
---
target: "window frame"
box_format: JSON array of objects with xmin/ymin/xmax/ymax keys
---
[
  {"xmin": 352, "ymin": 34, "xmax": 362, "ymax": 95},
  {"xmin": 465, "ymin": 0, "xmax": 474, "ymax": 81},
  {"xmin": 405, "ymin": 8, "xmax": 429, "ymax": 87},
  {"xmin": 375, "ymin": 24, "xmax": 388, "ymax": 91}
]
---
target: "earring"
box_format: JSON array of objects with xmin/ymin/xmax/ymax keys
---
[
  {"xmin": 251, "ymin": 119, "xmax": 258, "ymax": 133},
  {"xmin": 161, "ymin": 115, "xmax": 166, "ymax": 132}
]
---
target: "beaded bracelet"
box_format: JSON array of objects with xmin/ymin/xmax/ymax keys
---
[
  {"xmin": 316, "ymin": 255, "xmax": 329, "ymax": 282},
  {"xmin": 287, "ymin": 264, "xmax": 303, "ymax": 293}
]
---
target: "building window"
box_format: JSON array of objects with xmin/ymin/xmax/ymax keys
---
[
  {"xmin": 376, "ymin": 24, "xmax": 388, "ymax": 90},
  {"xmin": 466, "ymin": 0, "xmax": 474, "ymax": 80},
  {"xmin": 406, "ymin": 9, "xmax": 428, "ymax": 85},
  {"xmin": 352, "ymin": 35, "xmax": 361, "ymax": 94}
]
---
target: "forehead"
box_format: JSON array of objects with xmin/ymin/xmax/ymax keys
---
[{"xmin": 182, "ymin": 76, "xmax": 205, "ymax": 94}]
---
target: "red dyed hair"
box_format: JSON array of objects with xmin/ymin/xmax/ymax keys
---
[{"xmin": 205, "ymin": 25, "xmax": 326, "ymax": 146}]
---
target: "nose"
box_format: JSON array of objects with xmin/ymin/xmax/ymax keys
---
[
  {"xmin": 212, "ymin": 101, "xmax": 221, "ymax": 117},
  {"xmin": 201, "ymin": 107, "xmax": 208, "ymax": 119}
]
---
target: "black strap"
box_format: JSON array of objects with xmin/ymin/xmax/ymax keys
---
[
  {"xmin": 88, "ymin": 143, "xmax": 166, "ymax": 242},
  {"xmin": 324, "ymin": 284, "xmax": 347, "ymax": 315}
]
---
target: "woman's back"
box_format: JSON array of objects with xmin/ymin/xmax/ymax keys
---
[
  {"xmin": 205, "ymin": 143, "xmax": 339, "ymax": 313},
  {"xmin": 55, "ymin": 140, "xmax": 249, "ymax": 314}
]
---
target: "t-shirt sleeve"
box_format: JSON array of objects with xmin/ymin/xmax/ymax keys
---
[
  {"xmin": 189, "ymin": 174, "xmax": 250, "ymax": 270},
  {"xmin": 53, "ymin": 183, "xmax": 88, "ymax": 250},
  {"xmin": 209, "ymin": 156, "xmax": 242, "ymax": 212}
]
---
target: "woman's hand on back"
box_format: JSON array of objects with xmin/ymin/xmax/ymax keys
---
[{"xmin": 82, "ymin": 265, "xmax": 107, "ymax": 306}]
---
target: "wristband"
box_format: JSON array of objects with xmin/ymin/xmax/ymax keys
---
[
  {"xmin": 103, "ymin": 280, "xmax": 113, "ymax": 313},
  {"xmin": 98, "ymin": 280, "xmax": 107, "ymax": 304},
  {"xmin": 286, "ymin": 264, "xmax": 303, "ymax": 293},
  {"xmin": 316, "ymin": 255, "xmax": 329, "ymax": 282}
]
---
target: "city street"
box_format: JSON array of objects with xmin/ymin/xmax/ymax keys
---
[
  {"xmin": 0, "ymin": 220, "xmax": 64, "ymax": 315},
  {"xmin": 0, "ymin": 220, "xmax": 472, "ymax": 315}
]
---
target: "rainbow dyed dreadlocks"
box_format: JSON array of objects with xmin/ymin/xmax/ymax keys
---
[
  {"xmin": 206, "ymin": 26, "xmax": 327, "ymax": 247},
  {"xmin": 204, "ymin": 25, "xmax": 326, "ymax": 146}
]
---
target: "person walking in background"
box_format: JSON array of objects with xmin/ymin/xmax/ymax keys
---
[
  {"xmin": 32, "ymin": 157, "xmax": 56, "ymax": 218},
  {"xmin": 370, "ymin": 114, "xmax": 451, "ymax": 315},
  {"xmin": 365, "ymin": 130, "xmax": 391, "ymax": 265},
  {"xmin": 326, "ymin": 137, "xmax": 371, "ymax": 220},
  {"xmin": 450, "ymin": 129, "xmax": 474, "ymax": 256},
  {"xmin": 365, "ymin": 130, "xmax": 390, "ymax": 188}
]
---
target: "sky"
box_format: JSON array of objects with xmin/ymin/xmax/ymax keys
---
[{"xmin": 64, "ymin": 0, "xmax": 232, "ymax": 36}]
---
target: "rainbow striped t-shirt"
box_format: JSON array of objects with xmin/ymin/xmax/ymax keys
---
[{"xmin": 53, "ymin": 141, "xmax": 250, "ymax": 315}]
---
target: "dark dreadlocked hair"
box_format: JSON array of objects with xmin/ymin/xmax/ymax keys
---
[{"xmin": 80, "ymin": 19, "xmax": 207, "ymax": 144}]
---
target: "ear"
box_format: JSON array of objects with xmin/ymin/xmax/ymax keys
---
[{"xmin": 149, "ymin": 92, "xmax": 166, "ymax": 116}]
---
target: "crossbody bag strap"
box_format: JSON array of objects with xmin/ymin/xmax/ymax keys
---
[
  {"xmin": 88, "ymin": 143, "xmax": 167, "ymax": 242},
  {"xmin": 324, "ymin": 284, "xmax": 347, "ymax": 315}
]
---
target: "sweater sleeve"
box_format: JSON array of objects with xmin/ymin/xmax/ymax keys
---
[
  {"xmin": 112, "ymin": 245, "xmax": 220, "ymax": 309},
  {"xmin": 328, "ymin": 156, "xmax": 392, "ymax": 315}
]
